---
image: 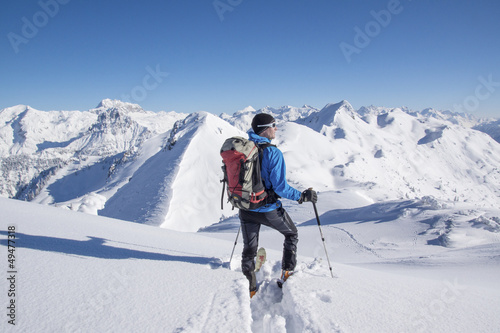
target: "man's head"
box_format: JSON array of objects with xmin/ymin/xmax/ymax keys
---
[{"xmin": 252, "ymin": 113, "xmax": 277, "ymax": 139}]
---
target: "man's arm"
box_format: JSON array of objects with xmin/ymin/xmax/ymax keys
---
[{"xmin": 263, "ymin": 147, "xmax": 301, "ymax": 201}]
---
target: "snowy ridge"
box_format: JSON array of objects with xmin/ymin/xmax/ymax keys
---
[
  {"xmin": 94, "ymin": 98, "xmax": 145, "ymax": 113},
  {"xmin": 474, "ymin": 119, "xmax": 500, "ymax": 143},
  {"xmin": 161, "ymin": 112, "xmax": 245, "ymax": 231},
  {"xmin": 100, "ymin": 112, "xmax": 244, "ymax": 231},
  {"xmin": 296, "ymin": 100, "xmax": 355, "ymax": 134},
  {"xmin": 220, "ymin": 104, "xmax": 319, "ymax": 133}
]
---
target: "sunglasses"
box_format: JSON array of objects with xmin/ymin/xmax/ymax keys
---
[{"xmin": 256, "ymin": 122, "xmax": 276, "ymax": 129}]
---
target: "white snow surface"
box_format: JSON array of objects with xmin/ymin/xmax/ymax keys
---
[{"xmin": 1, "ymin": 192, "xmax": 500, "ymax": 332}]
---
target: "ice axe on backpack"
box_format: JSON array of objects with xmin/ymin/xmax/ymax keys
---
[{"xmin": 308, "ymin": 188, "xmax": 335, "ymax": 278}]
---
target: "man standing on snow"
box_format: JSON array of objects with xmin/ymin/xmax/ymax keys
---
[{"xmin": 241, "ymin": 113, "xmax": 317, "ymax": 297}]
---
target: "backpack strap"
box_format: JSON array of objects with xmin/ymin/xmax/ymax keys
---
[
  {"xmin": 258, "ymin": 142, "xmax": 275, "ymax": 150},
  {"xmin": 256, "ymin": 142, "xmax": 280, "ymax": 203},
  {"xmin": 256, "ymin": 142, "xmax": 275, "ymax": 166}
]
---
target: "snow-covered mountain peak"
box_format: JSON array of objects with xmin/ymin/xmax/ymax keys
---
[
  {"xmin": 324, "ymin": 100, "xmax": 355, "ymax": 118},
  {"xmin": 99, "ymin": 110, "xmax": 244, "ymax": 231},
  {"xmin": 239, "ymin": 106, "xmax": 256, "ymax": 113},
  {"xmin": 95, "ymin": 99, "xmax": 145, "ymax": 113},
  {"xmin": 412, "ymin": 107, "xmax": 463, "ymax": 123},
  {"xmin": 357, "ymin": 104, "xmax": 486, "ymax": 129},
  {"xmin": 0, "ymin": 104, "xmax": 29, "ymax": 117},
  {"xmin": 297, "ymin": 100, "xmax": 355, "ymax": 132},
  {"xmin": 323, "ymin": 100, "xmax": 353, "ymax": 111},
  {"xmin": 357, "ymin": 105, "xmax": 388, "ymax": 116},
  {"xmin": 224, "ymin": 104, "xmax": 319, "ymax": 133}
]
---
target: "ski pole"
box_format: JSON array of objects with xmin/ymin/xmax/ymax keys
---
[
  {"xmin": 228, "ymin": 225, "xmax": 241, "ymax": 270},
  {"xmin": 312, "ymin": 201, "xmax": 334, "ymax": 278}
]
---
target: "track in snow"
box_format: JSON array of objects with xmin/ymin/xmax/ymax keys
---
[
  {"xmin": 249, "ymin": 260, "xmax": 342, "ymax": 333},
  {"xmin": 331, "ymin": 225, "xmax": 382, "ymax": 259}
]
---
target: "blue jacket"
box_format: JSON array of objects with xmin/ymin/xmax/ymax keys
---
[{"xmin": 248, "ymin": 131, "xmax": 302, "ymax": 212}]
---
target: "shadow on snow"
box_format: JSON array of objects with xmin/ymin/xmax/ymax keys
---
[
  {"xmin": 0, "ymin": 231, "xmax": 220, "ymax": 266},
  {"xmin": 299, "ymin": 200, "xmax": 435, "ymax": 226}
]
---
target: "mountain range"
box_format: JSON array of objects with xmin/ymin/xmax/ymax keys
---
[{"xmin": 1, "ymin": 99, "xmax": 499, "ymax": 232}]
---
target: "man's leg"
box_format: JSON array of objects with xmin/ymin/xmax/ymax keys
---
[
  {"xmin": 282, "ymin": 233, "xmax": 298, "ymax": 271},
  {"xmin": 239, "ymin": 210, "xmax": 262, "ymax": 291},
  {"xmin": 260, "ymin": 207, "xmax": 298, "ymax": 271}
]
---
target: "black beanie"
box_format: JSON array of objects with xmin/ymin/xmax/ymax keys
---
[{"xmin": 251, "ymin": 113, "xmax": 275, "ymax": 135}]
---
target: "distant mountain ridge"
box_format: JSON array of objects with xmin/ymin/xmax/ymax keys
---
[{"xmin": 0, "ymin": 99, "xmax": 499, "ymax": 231}]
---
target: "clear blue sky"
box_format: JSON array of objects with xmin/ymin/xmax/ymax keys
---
[{"xmin": 1, "ymin": 0, "xmax": 499, "ymax": 117}]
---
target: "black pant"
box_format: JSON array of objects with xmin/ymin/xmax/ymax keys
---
[{"xmin": 239, "ymin": 206, "xmax": 298, "ymax": 290}]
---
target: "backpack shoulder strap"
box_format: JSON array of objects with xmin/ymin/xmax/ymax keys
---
[
  {"xmin": 257, "ymin": 142, "xmax": 276, "ymax": 151},
  {"xmin": 256, "ymin": 142, "xmax": 276, "ymax": 163},
  {"xmin": 255, "ymin": 142, "xmax": 280, "ymax": 202}
]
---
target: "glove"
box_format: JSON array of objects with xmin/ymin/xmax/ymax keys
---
[{"xmin": 298, "ymin": 189, "xmax": 317, "ymax": 204}]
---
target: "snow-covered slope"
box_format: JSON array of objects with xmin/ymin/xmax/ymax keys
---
[
  {"xmin": 2, "ymin": 191, "xmax": 499, "ymax": 332},
  {"xmin": 293, "ymin": 101, "xmax": 500, "ymax": 207},
  {"xmin": 474, "ymin": 119, "xmax": 500, "ymax": 143},
  {"xmin": 99, "ymin": 112, "xmax": 244, "ymax": 231}
]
